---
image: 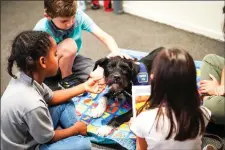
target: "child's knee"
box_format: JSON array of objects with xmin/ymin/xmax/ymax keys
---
[
  {"xmin": 202, "ymin": 54, "xmax": 217, "ymax": 63},
  {"xmin": 39, "ymin": 136, "xmax": 91, "ymax": 150},
  {"xmin": 70, "ymin": 136, "xmax": 91, "ymax": 150},
  {"xmin": 79, "ymin": 138, "xmax": 91, "ymax": 150},
  {"xmin": 57, "ymin": 38, "xmax": 77, "ymax": 57},
  {"xmin": 203, "ymin": 96, "xmax": 225, "ymax": 123}
]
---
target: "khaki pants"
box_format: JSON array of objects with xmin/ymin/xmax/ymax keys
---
[{"xmin": 200, "ymin": 54, "xmax": 225, "ymax": 125}]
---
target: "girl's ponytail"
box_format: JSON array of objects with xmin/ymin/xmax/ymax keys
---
[
  {"xmin": 7, "ymin": 54, "xmax": 17, "ymax": 79},
  {"xmin": 7, "ymin": 30, "xmax": 51, "ymax": 81}
]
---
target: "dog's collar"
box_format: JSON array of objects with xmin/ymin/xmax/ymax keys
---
[{"xmin": 132, "ymin": 62, "xmax": 149, "ymax": 85}]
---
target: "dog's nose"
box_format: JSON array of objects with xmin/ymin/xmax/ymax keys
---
[{"xmin": 113, "ymin": 75, "xmax": 121, "ymax": 81}]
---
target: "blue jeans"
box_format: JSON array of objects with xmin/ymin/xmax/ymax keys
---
[{"xmin": 39, "ymin": 100, "xmax": 91, "ymax": 150}]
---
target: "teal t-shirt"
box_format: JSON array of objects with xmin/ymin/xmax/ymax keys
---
[{"xmin": 33, "ymin": 9, "xmax": 97, "ymax": 53}]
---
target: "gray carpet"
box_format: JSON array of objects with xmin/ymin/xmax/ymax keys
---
[
  {"xmin": 1, "ymin": 1, "xmax": 224, "ymax": 149},
  {"xmin": 1, "ymin": 1, "xmax": 224, "ymax": 94}
]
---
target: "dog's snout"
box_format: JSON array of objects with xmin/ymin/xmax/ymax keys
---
[{"xmin": 113, "ymin": 75, "xmax": 121, "ymax": 82}]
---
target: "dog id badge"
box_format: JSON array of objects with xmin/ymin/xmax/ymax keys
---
[{"xmin": 137, "ymin": 72, "xmax": 148, "ymax": 84}]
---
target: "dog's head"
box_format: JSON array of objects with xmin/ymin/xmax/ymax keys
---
[{"xmin": 93, "ymin": 56, "xmax": 139, "ymax": 92}]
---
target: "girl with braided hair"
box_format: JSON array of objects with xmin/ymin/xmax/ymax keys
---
[{"xmin": 1, "ymin": 30, "xmax": 105, "ymax": 150}]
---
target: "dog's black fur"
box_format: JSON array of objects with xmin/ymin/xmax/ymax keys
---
[{"xmin": 93, "ymin": 47, "xmax": 164, "ymax": 128}]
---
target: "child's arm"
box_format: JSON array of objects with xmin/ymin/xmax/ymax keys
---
[
  {"xmin": 199, "ymin": 68, "xmax": 225, "ymax": 96},
  {"xmin": 25, "ymin": 108, "xmax": 87, "ymax": 144},
  {"xmin": 91, "ymin": 26, "xmax": 119, "ymax": 53},
  {"xmin": 79, "ymin": 10, "xmax": 119, "ymax": 54},
  {"xmin": 136, "ymin": 137, "xmax": 148, "ymax": 150},
  {"xmin": 80, "ymin": 9, "xmax": 133, "ymax": 59},
  {"xmin": 218, "ymin": 67, "xmax": 225, "ymax": 95},
  {"xmin": 129, "ymin": 115, "xmax": 148, "ymax": 150},
  {"xmin": 49, "ymin": 83, "xmax": 86, "ymax": 105},
  {"xmin": 220, "ymin": 67, "xmax": 224, "ymax": 85},
  {"xmin": 49, "ymin": 77, "xmax": 105, "ymax": 105},
  {"xmin": 91, "ymin": 26, "xmax": 133, "ymax": 59},
  {"xmin": 51, "ymin": 121, "xmax": 87, "ymax": 142},
  {"xmin": 129, "ymin": 117, "xmax": 148, "ymax": 150}
]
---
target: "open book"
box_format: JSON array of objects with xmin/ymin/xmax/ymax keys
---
[{"xmin": 132, "ymin": 85, "xmax": 151, "ymax": 118}]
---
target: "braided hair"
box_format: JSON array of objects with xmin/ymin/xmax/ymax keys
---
[{"xmin": 7, "ymin": 30, "xmax": 52, "ymax": 80}]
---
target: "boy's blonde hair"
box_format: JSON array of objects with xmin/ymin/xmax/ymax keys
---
[{"xmin": 44, "ymin": 0, "xmax": 77, "ymax": 18}]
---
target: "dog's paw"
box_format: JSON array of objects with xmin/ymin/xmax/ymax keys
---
[
  {"xmin": 89, "ymin": 96, "xmax": 107, "ymax": 118},
  {"xmin": 89, "ymin": 107, "xmax": 105, "ymax": 118},
  {"xmin": 97, "ymin": 125, "xmax": 114, "ymax": 137}
]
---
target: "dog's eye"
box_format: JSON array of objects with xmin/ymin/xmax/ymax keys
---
[
  {"xmin": 108, "ymin": 64, "xmax": 112, "ymax": 68},
  {"xmin": 122, "ymin": 69, "xmax": 128, "ymax": 74},
  {"xmin": 119, "ymin": 64, "xmax": 129, "ymax": 71},
  {"xmin": 120, "ymin": 66, "xmax": 127, "ymax": 70},
  {"xmin": 107, "ymin": 64, "xmax": 113, "ymax": 70},
  {"xmin": 108, "ymin": 63, "xmax": 116, "ymax": 68}
]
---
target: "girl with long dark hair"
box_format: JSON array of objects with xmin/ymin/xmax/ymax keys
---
[{"xmin": 130, "ymin": 48, "xmax": 211, "ymax": 150}]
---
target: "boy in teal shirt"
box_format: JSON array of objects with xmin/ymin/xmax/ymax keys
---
[{"xmin": 34, "ymin": 0, "xmax": 131, "ymax": 89}]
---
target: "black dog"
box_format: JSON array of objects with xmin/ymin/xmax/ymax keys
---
[{"xmin": 90, "ymin": 47, "xmax": 164, "ymax": 136}]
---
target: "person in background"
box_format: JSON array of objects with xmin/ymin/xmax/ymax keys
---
[
  {"xmin": 199, "ymin": 6, "xmax": 225, "ymax": 128},
  {"xmin": 199, "ymin": 54, "xmax": 224, "ymax": 125},
  {"xmin": 91, "ymin": 0, "xmax": 113, "ymax": 12}
]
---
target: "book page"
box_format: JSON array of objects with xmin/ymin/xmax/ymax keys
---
[{"xmin": 132, "ymin": 85, "xmax": 151, "ymax": 118}]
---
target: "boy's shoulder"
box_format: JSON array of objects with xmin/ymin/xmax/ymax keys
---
[
  {"xmin": 76, "ymin": 8, "xmax": 83, "ymax": 17},
  {"xmin": 75, "ymin": 8, "xmax": 88, "ymax": 22},
  {"xmin": 33, "ymin": 18, "xmax": 49, "ymax": 31}
]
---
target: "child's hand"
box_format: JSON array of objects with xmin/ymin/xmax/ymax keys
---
[
  {"xmin": 199, "ymin": 74, "xmax": 220, "ymax": 96},
  {"xmin": 89, "ymin": 66, "xmax": 104, "ymax": 79},
  {"xmin": 89, "ymin": 66, "xmax": 106, "ymax": 85},
  {"xmin": 84, "ymin": 77, "xmax": 106, "ymax": 94},
  {"xmin": 107, "ymin": 52, "xmax": 134, "ymax": 60},
  {"xmin": 73, "ymin": 121, "xmax": 87, "ymax": 135}
]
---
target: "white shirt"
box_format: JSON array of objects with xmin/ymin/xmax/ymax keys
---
[{"xmin": 130, "ymin": 106, "xmax": 211, "ymax": 150}]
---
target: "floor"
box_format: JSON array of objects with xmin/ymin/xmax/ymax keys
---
[
  {"xmin": 1, "ymin": 1, "xmax": 224, "ymax": 94},
  {"xmin": 1, "ymin": 1, "xmax": 224, "ymax": 149}
]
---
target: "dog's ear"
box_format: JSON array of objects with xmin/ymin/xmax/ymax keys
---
[
  {"xmin": 139, "ymin": 47, "xmax": 165, "ymax": 71},
  {"xmin": 93, "ymin": 57, "xmax": 109, "ymax": 71},
  {"xmin": 127, "ymin": 59, "xmax": 139, "ymax": 78}
]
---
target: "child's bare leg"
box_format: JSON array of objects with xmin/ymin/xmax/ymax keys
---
[{"xmin": 57, "ymin": 38, "xmax": 77, "ymax": 79}]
